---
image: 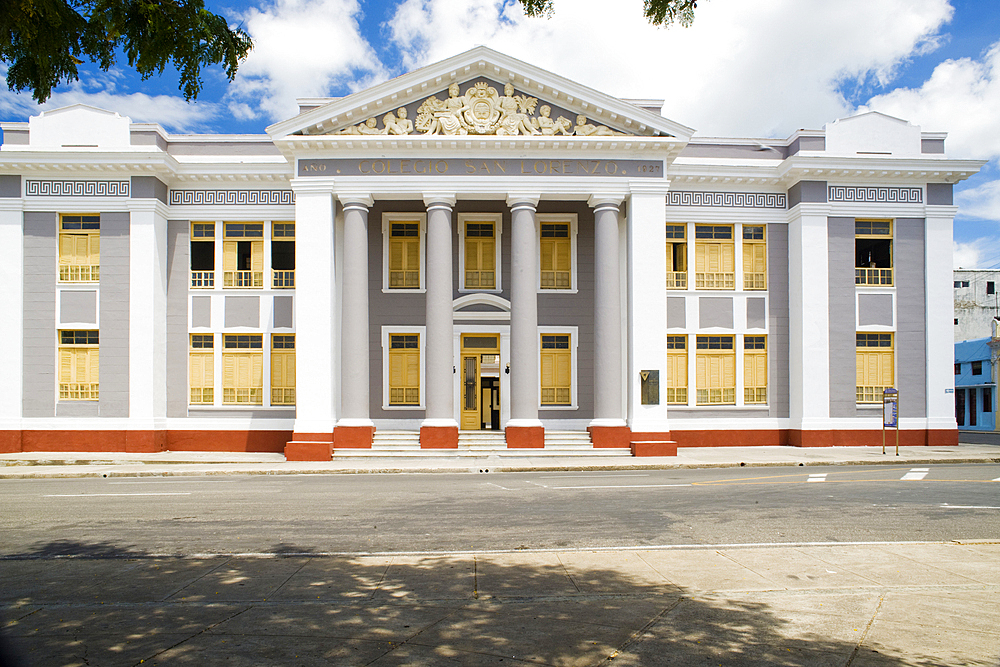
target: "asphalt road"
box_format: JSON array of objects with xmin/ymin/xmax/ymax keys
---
[{"xmin": 2, "ymin": 464, "xmax": 998, "ymax": 557}]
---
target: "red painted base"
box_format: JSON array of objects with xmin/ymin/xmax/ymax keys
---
[
  {"xmin": 588, "ymin": 425, "xmax": 632, "ymax": 448},
  {"xmin": 631, "ymin": 441, "xmax": 678, "ymax": 457},
  {"xmin": 505, "ymin": 425, "xmax": 544, "ymax": 448},
  {"xmin": 420, "ymin": 425, "xmax": 458, "ymax": 449},
  {"xmin": 284, "ymin": 440, "xmax": 333, "ymax": 461},
  {"xmin": 334, "ymin": 425, "xmax": 375, "ymax": 449},
  {"xmin": 0, "ymin": 431, "xmax": 22, "ymax": 453},
  {"xmin": 668, "ymin": 429, "xmax": 959, "ymax": 448}
]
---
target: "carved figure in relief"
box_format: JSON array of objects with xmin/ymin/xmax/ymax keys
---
[
  {"xmin": 533, "ymin": 105, "xmax": 573, "ymax": 135},
  {"xmin": 383, "ymin": 107, "xmax": 413, "ymax": 135},
  {"xmin": 337, "ymin": 117, "xmax": 381, "ymax": 134},
  {"xmin": 573, "ymin": 114, "xmax": 621, "ymax": 136},
  {"xmin": 497, "ymin": 83, "xmax": 538, "ymax": 136},
  {"xmin": 417, "ymin": 83, "xmax": 467, "ymax": 135}
]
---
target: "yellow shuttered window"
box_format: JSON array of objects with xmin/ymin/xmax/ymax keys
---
[
  {"xmin": 742, "ymin": 226, "xmax": 767, "ymax": 290},
  {"xmin": 696, "ymin": 335, "xmax": 735, "ymax": 405},
  {"xmin": 856, "ymin": 333, "xmax": 894, "ymax": 403},
  {"xmin": 190, "ymin": 223, "xmax": 215, "ymax": 288},
  {"xmin": 388, "ymin": 334, "xmax": 420, "ymax": 405},
  {"xmin": 666, "ymin": 225, "xmax": 687, "ymax": 289},
  {"xmin": 272, "ymin": 222, "xmax": 295, "ymax": 289},
  {"xmin": 540, "ymin": 334, "xmax": 571, "ymax": 405},
  {"xmin": 58, "ymin": 215, "xmax": 100, "ymax": 282},
  {"xmin": 540, "ymin": 223, "xmax": 571, "ymax": 289},
  {"xmin": 744, "ymin": 335, "xmax": 767, "ymax": 404},
  {"xmin": 59, "ymin": 330, "xmax": 99, "ymax": 400},
  {"xmin": 189, "ymin": 334, "xmax": 214, "ymax": 404},
  {"xmin": 223, "ymin": 222, "xmax": 264, "ymax": 288},
  {"xmin": 464, "ymin": 222, "xmax": 496, "ymax": 289},
  {"xmin": 271, "ymin": 334, "xmax": 295, "ymax": 405},
  {"xmin": 666, "ymin": 335, "xmax": 688, "ymax": 404},
  {"xmin": 222, "ymin": 334, "xmax": 263, "ymax": 404},
  {"xmin": 694, "ymin": 225, "xmax": 734, "ymax": 290},
  {"xmin": 388, "ymin": 222, "xmax": 420, "ymax": 288}
]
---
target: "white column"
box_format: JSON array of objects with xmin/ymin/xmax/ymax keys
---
[
  {"xmin": 626, "ymin": 186, "xmax": 671, "ymax": 434},
  {"xmin": 507, "ymin": 194, "xmax": 542, "ymax": 427},
  {"xmin": 127, "ymin": 199, "xmax": 169, "ymax": 432},
  {"xmin": 0, "ymin": 199, "xmax": 24, "ymax": 437},
  {"xmin": 925, "ymin": 205, "xmax": 959, "ymax": 432},
  {"xmin": 590, "ymin": 195, "xmax": 626, "ymax": 426},
  {"xmin": 422, "ymin": 194, "xmax": 458, "ymax": 427},
  {"xmin": 338, "ymin": 194, "xmax": 374, "ymax": 426},
  {"xmin": 290, "ymin": 182, "xmax": 337, "ymax": 437},
  {"xmin": 787, "ymin": 202, "xmax": 832, "ymax": 434}
]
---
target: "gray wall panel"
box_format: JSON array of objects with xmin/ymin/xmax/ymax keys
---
[
  {"xmin": 99, "ymin": 211, "xmax": 130, "ymax": 417},
  {"xmin": 858, "ymin": 294, "xmax": 893, "ymax": 326},
  {"xmin": 60, "ymin": 290, "xmax": 97, "ymax": 324},
  {"xmin": 668, "ymin": 409, "xmax": 770, "ymax": 419},
  {"xmin": 927, "ymin": 183, "xmax": 953, "ymax": 205},
  {"xmin": 921, "ymin": 139, "xmax": 945, "ymax": 154},
  {"xmin": 191, "ymin": 296, "xmax": 211, "ymax": 328},
  {"xmin": 2, "ymin": 130, "xmax": 29, "ymax": 145},
  {"xmin": 895, "ymin": 218, "xmax": 927, "ymax": 418},
  {"xmin": 667, "ymin": 297, "xmax": 686, "ymax": 329},
  {"xmin": 225, "ymin": 296, "xmax": 260, "ymax": 327},
  {"xmin": 23, "ymin": 212, "xmax": 57, "ymax": 417},
  {"xmin": 0, "ymin": 175, "xmax": 21, "ymax": 197},
  {"xmin": 166, "ymin": 220, "xmax": 190, "ymax": 418},
  {"xmin": 130, "ymin": 130, "xmax": 168, "ymax": 151},
  {"xmin": 828, "ymin": 217, "xmax": 857, "ymax": 418},
  {"xmin": 699, "ymin": 297, "xmax": 733, "ymax": 329},
  {"xmin": 131, "ymin": 176, "xmax": 168, "ymax": 203},
  {"xmin": 746, "ymin": 298, "xmax": 766, "ymax": 330},
  {"xmin": 56, "ymin": 402, "xmax": 99, "ymax": 417},
  {"xmin": 273, "ymin": 295, "xmax": 293, "ymax": 328},
  {"xmin": 788, "ymin": 180, "xmax": 828, "ymax": 207},
  {"xmin": 767, "ymin": 224, "xmax": 789, "ymax": 418}
]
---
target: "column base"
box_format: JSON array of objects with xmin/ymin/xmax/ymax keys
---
[
  {"xmin": 629, "ymin": 432, "xmax": 677, "ymax": 457},
  {"xmin": 0, "ymin": 431, "xmax": 22, "ymax": 453},
  {"xmin": 285, "ymin": 432, "xmax": 333, "ymax": 461},
  {"xmin": 505, "ymin": 425, "xmax": 544, "ymax": 448},
  {"xmin": 588, "ymin": 425, "xmax": 631, "ymax": 448},
  {"xmin": 420, "ymin": 425, "xmax": 458, "ymax": 449},
  {"xmin": 334, "ymin": 425, "xmax": 375, "ymax": 449}
]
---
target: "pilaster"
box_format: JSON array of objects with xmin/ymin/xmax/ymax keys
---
[
  {"xmin": 925, "ymin": 204, "xmax": 960, "ymax": 441},
  {"xmin": 0, "ymin": 199, "xmax": 24, "ymax": 452}
]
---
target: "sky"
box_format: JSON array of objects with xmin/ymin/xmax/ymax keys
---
[{"xmin": 1, "ymin": 0, "xmax": 998, "ymax": 268}]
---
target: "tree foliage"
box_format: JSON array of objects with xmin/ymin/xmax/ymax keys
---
[
  {"xmin": 0, "ymin": 0, "xmax": 253, "ymax": 103},
  {"xmin": 519, "ymin": 0, "xmax": 699, "ymax": 27}
]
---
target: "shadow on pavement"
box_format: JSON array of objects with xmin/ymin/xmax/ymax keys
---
[{"xmin": 0, "ymin": 540, "xmax": 988, "ymax": 666}]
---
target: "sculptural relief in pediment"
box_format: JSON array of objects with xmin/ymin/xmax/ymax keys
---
[{"xmin": 332, "ymin": 80, "xmax": 627, "ymax": 137}]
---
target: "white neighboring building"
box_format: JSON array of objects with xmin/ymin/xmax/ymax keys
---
[
  {"xmin": 0, "ymin": 47, "xmax": 986, "ymax": 458},
  {"xmin": 954, "ymin": 269, "xmax": 1000, "ymax": 342}
]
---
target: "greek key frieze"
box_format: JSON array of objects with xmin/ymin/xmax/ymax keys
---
[
  {"xmin": 828, "ymin": 186, "xmax": 923, "ymax": 204},
  {"xmin": 25, "ymin": 180, "xmax": 130, "ymax": 197},
  {"xmin": 666, "ymin": 191, "xmax": 787, "ymax": 208},
  {"xmin": 168, "ymin": 190, "xmax": 295, "ymax": 206}
]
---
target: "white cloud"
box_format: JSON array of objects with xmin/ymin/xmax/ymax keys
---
[
  {"xmin": 228, "ymin": 0, "xmax": 386, "ymax": 122},
  {"xmin": 385, "ymin": 0, "xmax": 953, "ymax": 137},
  {"xmin": 956, "ymin": 178, "xmax": 1000, "ymax": 222},
  {"xmin": 0, "ymin": 66, "xmax": 218, "ymax": 132},
  {"xmin": 954, "ymin": 239, "xmax": 988, "ymax": 269}
]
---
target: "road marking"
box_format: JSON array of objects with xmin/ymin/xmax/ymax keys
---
[
  {"xmin": 43, "ymin": 492, "xmax": 193, "ymax": 497},
  {"xmin": 901, "ymin": 468, "xmax": 929, "ymax": 481},
  {"xmin": 485, "ymin": 482, "xmax": 516, "ymax": 491},
  {"xmin": 807, "ymin": 474, "xmax": 827, "ymax": 483},
  {"xmin": 994, "ymin": 478, "xmax": 1000, "ymax": 482},
  {"xmin": 550, "ymin": 484, "xmax": 691, "ymax": 490},
  {"xmin": 939, "ymin": 503, "xmax": 1000, "ymax": 509}
]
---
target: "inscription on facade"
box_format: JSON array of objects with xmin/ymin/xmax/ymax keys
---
[{"xmin": 298, "ymin": 158, "xmax": 663, "ymax": 178}]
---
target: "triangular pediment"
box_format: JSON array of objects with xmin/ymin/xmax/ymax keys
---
[{"xmin": 267, "ymin": 47, "xmax": 693, "ymax": 141}]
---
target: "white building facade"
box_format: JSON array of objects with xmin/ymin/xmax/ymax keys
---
[{"xmin": 0, "ymin": 48, "xmax": 984, "ymax": 458}]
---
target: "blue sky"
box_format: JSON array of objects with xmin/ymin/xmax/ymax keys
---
[{"xmin": 2, "ymin": 0, "xmax": 998, "ymax": 266}]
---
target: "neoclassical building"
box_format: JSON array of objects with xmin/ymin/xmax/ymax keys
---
[{"xmin": 0, "ymin": 48, "xmax": 984, "ymax": 458}]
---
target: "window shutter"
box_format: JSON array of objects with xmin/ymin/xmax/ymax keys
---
[
  {"xmin": 251, "ymin": 240, "xmax": 264, "ymax": 272},
  {"xmin": 405, "ymin": 238, "xmax": 419, "ymax": 272},
  {"xmin": 696, "ymin": 354, "xmax": 707, "ymax": 388},
  {"xmin": 405, "ymin": 351, "xmax": 420, "ymax": 389},
  {"xmin": 89, "ymin": 233, "xmax": 100, "ymax": 266},
  {"xmin": 694, "ymin": 244, "xmax": 706, "ymax": 274},
  {"xmin": 223, "ymin": 354, "xmax": 236, "ymax": 389},
  {"xmin": 482, "ymin": 239, "xmax": 495, "ymax": 271},
  {"xmin": 540, "ymin": 239, "xmax": 554, "ymax": 272},
  {"xmin": 389, "ymin": 240, "xmax": 403, "ymax": 271},
  {"xmin": 555, "ymin": 238, "xmax": 570, "ymax": 271},
  {"xmin": 466, "ymin": 238, "xmax": 479, "ymax": 271},
  {"xmin": 251, "ymin": 353, "xmax": 263, "ymax": 387},
  {"xmin": 540, "ymin": 352, "xmax": 554, "ymax": 388},
  {"xmin": 271, "ymin": 353, "xmax": 284, "ymax": 388},
  {"xmin": 60, "ymin": 349, "xmax": 72, "ymax": 383},
  {"xmin": 223, "ymin": 241, "xmax": 237, "ymax": 271},
  {"xmin": 555, "ymin": 350, "xmax": 571, "ymax": 388},
  {"xmin": 879, "ymin": 351, "xmax": 893, "ymax": 385}
]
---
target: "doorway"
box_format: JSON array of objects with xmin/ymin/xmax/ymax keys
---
[{"xmin": 460, "ymin": 334, "xmax": 500, "ymax": 430}]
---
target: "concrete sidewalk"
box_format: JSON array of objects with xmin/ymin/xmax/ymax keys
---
[
  {"xmin": 2, "ymin": 542, "xmax": 998, "ymax": 666},
  {"xmin": 0, "ymin": 442, "xmax": 998, "ymax": 478}
]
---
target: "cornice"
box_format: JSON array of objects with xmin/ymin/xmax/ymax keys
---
[{"xmin": 779, "ymin": 155, "xmax": 985, "ymax": 185}]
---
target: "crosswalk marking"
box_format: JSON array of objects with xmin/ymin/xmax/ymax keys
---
[
  {"xmin": 901, "ymin": 468, "xmax": 929, "ymax": 481},
  {"xmin": 807, "ymin": 474, "xmax": 827, "ymax": 483}
]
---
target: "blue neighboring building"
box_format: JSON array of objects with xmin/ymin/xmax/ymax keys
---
[{"xmin": 955, "ymin": 337, "xmax": 996, "ymax": 431}]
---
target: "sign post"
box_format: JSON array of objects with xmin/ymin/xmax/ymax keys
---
[{"xmin": 883, "ymin": 388, "xmax": 899, "ymax": 456}]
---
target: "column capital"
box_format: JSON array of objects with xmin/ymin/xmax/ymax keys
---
[
  {"xmin": 338, "ymin": 193, "xmax": 374, "ymax": 209},
  {"xmin": 423, "ymin": 193, "xmax": 456, "ymax": 208},
  {"xmin": 506, "ymin": 194, "xmax": 540, "ymax": 209},
  {"xmin": 588, "ymin": 194, "xmax": 624, "ymax": 210}
]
